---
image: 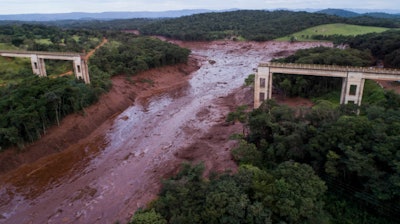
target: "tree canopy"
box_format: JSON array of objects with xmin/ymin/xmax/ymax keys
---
[
  {"xmin": 135, "ymin": 10, "xmax": 400, "ymax": 41},
  {"xmin": 347, "ymin": 30, "xmax": 400, "ymax": 68}
]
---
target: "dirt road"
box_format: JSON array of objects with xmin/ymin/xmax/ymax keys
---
[{"xmin": 0, "ymin": 40, "xmax": 332, "ymax": 224}]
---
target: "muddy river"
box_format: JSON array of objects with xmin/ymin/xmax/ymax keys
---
[{"xmin": 0, "ymin": 41, "xmax": 331, "ymax": 223}]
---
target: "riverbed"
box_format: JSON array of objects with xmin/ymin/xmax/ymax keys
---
[{"xmin": 0, "ymin": 40, "xmax": 331, "ymax": 224}]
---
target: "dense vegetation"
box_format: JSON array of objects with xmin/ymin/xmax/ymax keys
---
[
  {"xmin": 52, "ymin": 18, "xmax": 157, "ymax": 30},
  {"xmin": 307, "ymin": 29, "xmax": 400, "ymax": 68},
  {"xmin": 347, "ymin": 30, "xmax": 400, "ymax": 68},
  {"xmin": 136, "ymin": 10, "xmax": 400, "ymax": 41},
  {"xmin": 240, "ymin": 98, "xmax": 400, "ymax": 222},
  {"xmin": 0, "ymin": 25, "xmax": 190, "ymax": 150},
  {"xmin": 139, "ymin": 10, "xmax": 345, "ymax": 41},
  {"xmin": 0, "ymin": 76, "xmax": 101, "ymax": 148},
  {"xmin": 0, "ymin": 24, "xmax": 103, "ymax": 52},
  {"xmin": 132, "ymin": 161, "xmax": 327, "ymax": 224},
  {"xmin": 90, "ymin": 33, "xmax": 190, "ymax": 76},
  {"xmin": 131, "ymin": 94, "xmax": 400, "ymax": 223}
]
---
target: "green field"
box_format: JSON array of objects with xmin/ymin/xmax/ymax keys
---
[
  {"xmin": 0, "ymin": 43, "xmax": 18, "ymax": 50},
  {"xmin": 35, "ymin": 38, "xmax": 53, "ymax": 45},
  {"xmin": 276, "ymin": 23, "xmax": 391, "ymax": 41}
]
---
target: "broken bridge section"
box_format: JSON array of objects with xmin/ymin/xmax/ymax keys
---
[
  {"xmin": 0, "ymin": 50, "xmax": 90, "ymax": 84},
  {"xmin": 254, "ymin": 62, "xmax": 400, "ymax": 108}
]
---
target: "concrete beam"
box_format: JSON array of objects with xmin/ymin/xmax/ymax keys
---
[{"xmin": 269, "ymin": 67, "xmax": 347, "ymax": 78}]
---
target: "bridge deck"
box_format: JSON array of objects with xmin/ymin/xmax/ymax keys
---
[
  {"xmin": 260, "ymin": 62, "xmax": 400, "ymax": 75},
  {"xmin": 0, "ymin": 50, "xmax": 86, "ymax": 57}
]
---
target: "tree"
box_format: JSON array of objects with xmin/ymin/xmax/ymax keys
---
[
  {"xmin": 268, "ymin": 162, "xmax": 327, "ymax": 223},
  {"xmin": 130, "ymin": 209, "xmax": 167, "ymax": 224},
  {"xmin": 231, "ymin": 140, "xmax": 262, "ymax": 167}
]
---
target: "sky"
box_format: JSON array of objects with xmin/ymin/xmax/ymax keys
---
[{"xmin": 0, "ymin": 0, "xmax": 399, "ymax": 15}]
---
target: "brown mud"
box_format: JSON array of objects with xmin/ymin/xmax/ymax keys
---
[{"xmin": 0, "ymin": 40, "xmax": 332, "ymax": 224}]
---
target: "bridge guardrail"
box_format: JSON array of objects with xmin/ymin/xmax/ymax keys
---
[
  {"xmin": 0, "ymin": 50, "xmax": 86, "ymax": 57},
  {"xmin": 260, "ymin": 62, "xmax": 400, "ymax": 75}
]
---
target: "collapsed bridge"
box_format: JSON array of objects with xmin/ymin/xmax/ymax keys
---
[
  {"xmin": 254, "ymin": 62, "xmax": 400, "ymax": 108},
  {"xmin": 0, "ymin": 50, "xmax": 90, "ymax": 84}
]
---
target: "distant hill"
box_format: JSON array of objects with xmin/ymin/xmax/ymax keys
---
[
  {"xmin": 0, "ymin": 9, "xmax": 214, "ymax": 21},
  {"xmin": 364, "ymin": 12, "xmax": 400, "ymax": 19},
  {"xmin": 2, "ymin": 8, "xmax": 400, "ymax": 22},
  {"xmin": 316, "ymin": 9, "xmax": 360, "ymax": 18},
  {"xmin": 317, "ymin": 8, "xmax": 400, "ymax": 19}
]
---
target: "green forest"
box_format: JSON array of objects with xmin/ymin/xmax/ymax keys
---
[
  {"xmin": 138, "ymin": 10, "xmax": 400, "ymax": 41},
  {"xmin": 50, "ymin": 10, "xmax": 400, "ymax": 42},
  {"xmin": 0, "ymin": 25, "xmax": 190, "ymax": 149}
]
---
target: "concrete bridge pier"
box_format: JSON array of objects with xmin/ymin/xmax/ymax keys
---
[
  {"xmin": 254, "ymin": 66, "xmax": 272, "ymax": 108},
  {"xmin": 73, "ymin": 57, "xmax": 90, "ymax": 84},
  {"xmin": 340, "ymin": 72, "xmax": 365, "ymax": 105},
  {"xmin": 30, "ymin": 55, "xmax": 47, "ymax": 77}
]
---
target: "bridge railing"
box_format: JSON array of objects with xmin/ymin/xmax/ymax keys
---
[
  {"xmin": 260, "ymin": 62, "xmax": 400, "ymax": 75},
  {"xmin": 0, "ymin": 50, "xmax": 86, "ymax": 57}
]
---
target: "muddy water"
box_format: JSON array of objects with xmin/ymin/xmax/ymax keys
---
[{"xmin": 0, "ymin": 41, "xmax": 331, "ymax": 224}]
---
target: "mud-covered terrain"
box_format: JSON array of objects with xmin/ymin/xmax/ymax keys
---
[{"xmin": 0, "ymin": 40, "xmax": 332, "ymax": 224}]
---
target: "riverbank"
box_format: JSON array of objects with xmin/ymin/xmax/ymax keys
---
[{"xmin": 0, "ymin": 56, "xmax": 200, "ymax": 174}]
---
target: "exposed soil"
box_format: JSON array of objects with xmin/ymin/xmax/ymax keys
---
[
  {"xmin": 85, "ymin": 38, "xmax": 108, "ymax": 61},
  {"xmin": 376, "ymin": 80, "xmax": 400, "ymax": 94},
  {"xmin": 0, "ymin": 40, "xmax": 332, "ymax": 224}
]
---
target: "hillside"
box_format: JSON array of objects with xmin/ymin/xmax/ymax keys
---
[
  {"xmin": 316, "ymin": 8, "xmax": 360, "ymax": 17},
  {"xmin": 317, "ymin": 8, "xmax": 400, "ymax": 19},
  {"xmin": 138, "ymin": 10, "xmax": 400, "ymax": 41},
  {"xmin": 139, "ymin": 10, "xmax": 346, "ymax": 41}
]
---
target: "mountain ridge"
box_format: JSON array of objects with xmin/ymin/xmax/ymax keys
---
[
  {"xmin": 316, "ymin": 8, "xmax": 400, "ymax": 18},
  {"xmin": 0, "ymin": 9, "xmax": 215, "ymax": 21},
  {"xmin": 1, "ymin": 8, "xmax": 400, "ymax": 21}
]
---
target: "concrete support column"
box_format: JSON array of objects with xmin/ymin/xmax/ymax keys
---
[
  {"xmin": 73, "ymin": 57, "xmax": 90, "ymax": 84},
  {"xmin": 341, "ymin": 72, "xmax": 365, "ymax": 105},
  {"xmin": 340, "ymin": 77, "xmax": 347, "ymax": 104},
  {"xmin": 254, "ymin": 66, "xmax": 272, "ymax": 108},
  {"xmin": 81, "ymin": 59, "xmax": 90, "ymax": 84},
  {"xmin": 30, "ymin": 55, "xmax": 47, "ymax": 77}
]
